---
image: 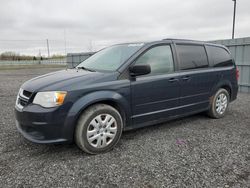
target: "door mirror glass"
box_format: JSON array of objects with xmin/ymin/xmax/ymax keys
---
[{"xmin": 129, "ymin": 64, "xmax": 151, "ymax": 77}]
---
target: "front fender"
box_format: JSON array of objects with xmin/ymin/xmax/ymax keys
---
[{"xmin": 62, "ymin": 90, "xmax": 131, "ymax": 142}]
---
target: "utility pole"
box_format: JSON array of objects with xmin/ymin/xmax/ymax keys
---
[
  {"xmin": 38, "ymin": 49, "xmax": 41, "ymax": 64},
  {"xmin": 39, "ymin": 49, "xmax": 41, "ymax": 59},
  {"xmin": 64, "ymin": 29, "xmax": 67, "ymax": 56},
  {"xmin": 88, "ymin": 40, "xmax": 93, "ymax": 52},
  {"xmin": 46, "ymin": 39, "xmax": 50, "ymax": 58},
  {"xmin": 232, "ymin": 0, "xmax": 237, "ymax": 39}
]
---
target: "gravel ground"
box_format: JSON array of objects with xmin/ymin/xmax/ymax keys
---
[{"xmin": 0, "ymin": 67, "xmax": 249, "ymax": 188}]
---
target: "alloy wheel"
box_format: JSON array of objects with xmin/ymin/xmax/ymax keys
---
[
  {"xmin": 86, "ymin": 114, "xmax": 117, "ymax": 148},
  {"xmin": 215, "ymin": 93, "xmax": 228, "ymax": 115}
]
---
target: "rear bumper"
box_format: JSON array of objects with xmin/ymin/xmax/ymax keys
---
[
  {"xmin": 14, "ymin": 104, "xmax": 74, "ymax": 144},
  {"xmin": 230, "ymin": 83, "xmax": 238, "ymax": 102}
]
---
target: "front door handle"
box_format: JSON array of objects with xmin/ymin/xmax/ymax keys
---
[{"xmin": 168, "ymin": 78, "xmax": 179, "ymax": 82}]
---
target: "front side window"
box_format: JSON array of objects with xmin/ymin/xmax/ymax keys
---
[
  {"xmin": 176, "ymin": 45, "xmax": 208, "ymax": 70},
  {"xmin": 77, "ymin": 44, "xmax": 144, "ymax": 71},
  {"xmin": 134, "ymin": 45, "xmax": 174, "ymax": 76}
]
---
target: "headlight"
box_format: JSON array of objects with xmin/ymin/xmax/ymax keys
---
[{"xmin": 33, "ymin": 91, "xmax": 67, "ymax": 108}]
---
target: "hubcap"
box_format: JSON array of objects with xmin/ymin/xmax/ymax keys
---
[
  {"xmin": 215, "ymin": 93, "xmax": 228, "ymax": 115},
  {"xmin": 86, "ymin": 114, "xmax": 117, "ymax": 148}
]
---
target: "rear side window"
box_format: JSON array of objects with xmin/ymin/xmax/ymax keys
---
[
  {"xmin": 206, "ymin": 46, "xmax": 233, "ymax": 67},
  {"xmin": 134, "ymin": 45, "xmax": 174, "ymax": 76},
  {"xmin": 176, "ymin": 45, "xmax": 208, "ymax": 70}
]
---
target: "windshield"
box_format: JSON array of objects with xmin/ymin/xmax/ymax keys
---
[{"xmin": 77, "ymin": 43, "xmax": 144, "ymax": 71}]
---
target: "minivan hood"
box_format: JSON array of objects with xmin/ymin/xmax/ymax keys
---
[{"xmin": 21, "ymin": 69, "xmax": 116, "ymax": 92}]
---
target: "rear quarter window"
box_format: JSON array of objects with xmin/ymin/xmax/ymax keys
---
[
  {"xmin": 176, "ymin": 45, "xmax": 208, "ymax": 70},
  {"xmin": 206, "ymin": 45, "xmax": 233, "ymax": 67}
]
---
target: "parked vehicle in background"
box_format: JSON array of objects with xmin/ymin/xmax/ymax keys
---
[{"xmin": 15, "ymin": 39, "xmax": 238, "ymax": 154}]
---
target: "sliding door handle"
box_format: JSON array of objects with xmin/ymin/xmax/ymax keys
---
[
  {"xmin": 168, "ymin": 78, "xmax": 179, "ymax": 82},
  {"xmin": 182, "ymin": 76, "xmax": 190, "ymax": 81}
]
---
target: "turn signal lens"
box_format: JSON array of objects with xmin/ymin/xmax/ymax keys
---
[{"xmin": 55, "ymin": 92, "xmax": 67, "ymax": 105}]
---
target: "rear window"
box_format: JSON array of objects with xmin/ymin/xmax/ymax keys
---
[
  {"xmin": 176, "ymin": 45, "xmax": 208, "ymax": 70},
  {"xmin": 206, "ymin": 45, "xmax": 233, "ymax": 67}
]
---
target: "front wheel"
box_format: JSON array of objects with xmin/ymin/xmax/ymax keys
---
[
  {"xmin": 208, "ymin": 88, "xmax": 230, "ymax": 119},
  {"xmin": 75, "ymin": 104, "xmax": 123, "ymax": 154}
]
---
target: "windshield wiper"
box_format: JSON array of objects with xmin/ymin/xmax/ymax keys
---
[{"xmin": 77, "ymin": 66, "xmax": 96, "ymax": 72}]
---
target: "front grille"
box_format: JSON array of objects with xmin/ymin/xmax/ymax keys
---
[{"xmin": 16, "ymin": 88, "xmax": 32, "ymax": 109}]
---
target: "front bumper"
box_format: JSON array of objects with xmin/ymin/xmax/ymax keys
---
[{"xmin": 14, "ymin": 104, "xmax": 74, "ymax": 144}]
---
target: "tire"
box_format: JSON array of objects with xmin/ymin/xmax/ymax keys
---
[
  {"xmin": 75, "ymin": 104, "xmax": 123, "ymax": 154},
  {"xmin": 208, "ymin": 88, "xmax": 230, "ymax": 119}
]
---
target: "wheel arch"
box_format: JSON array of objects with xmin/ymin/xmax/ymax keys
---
[
  {"xmin": 220, "ymin": 85, "xmax": 232, "ymax": 100},
  {"xmin": 79, "ymin": 100, "xmax": 127, "ymax": 127},
  {"xmin": 211, "ymin": 80, "xmax": 233, "ymax": 101}
]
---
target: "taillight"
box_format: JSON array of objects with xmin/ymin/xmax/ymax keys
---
[{"xmin": 236, "ymin": 67, "xmax": 239, "ymax": 81}]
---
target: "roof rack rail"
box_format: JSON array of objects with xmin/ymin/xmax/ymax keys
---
[{"xmin": 162, "ymin": 38, "xmax": 204, "ymax": 42}]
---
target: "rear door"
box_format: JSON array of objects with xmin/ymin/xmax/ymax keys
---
[
  {"xmin": 175, "ymin": 43, "xmax": 216, "ymax": 114},
  {"xmin": 130, "ymin": 44, "xmax": 180, "ymax": 126}
]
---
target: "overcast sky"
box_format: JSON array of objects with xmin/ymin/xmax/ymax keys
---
[{"xmin": 0, "ymin": 0, "xmax": 249, "ymax": 56}]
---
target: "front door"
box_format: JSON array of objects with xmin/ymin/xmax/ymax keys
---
[{"xmin": 130, "ymin": 45, "xmax": 180, "ymax": 126}]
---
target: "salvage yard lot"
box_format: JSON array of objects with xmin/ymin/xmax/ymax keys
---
[{"xmin": 0, "ymin": 67, "xmax": 249, "ymax": 187}]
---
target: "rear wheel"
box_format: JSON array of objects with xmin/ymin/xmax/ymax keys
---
[
  {"xmin": 208, "ymin": 88, "xmax": 230, "ymax": 118},
  {"xmin": 75, "ymin": 104, "xmax": 123, "ymax": 154}
]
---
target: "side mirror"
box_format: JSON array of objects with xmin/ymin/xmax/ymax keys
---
[{"xmin": 129, "ymin": 64, "xmax": 151, "ymax": 77}]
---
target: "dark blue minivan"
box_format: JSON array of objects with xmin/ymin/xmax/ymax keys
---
[{"xmin": 15, "ymin": 39, "xmax": 238, "ymax": 154}]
